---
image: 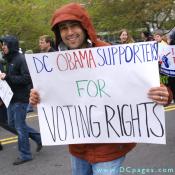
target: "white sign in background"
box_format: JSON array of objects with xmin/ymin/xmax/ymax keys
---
[
  {"xmin": 25, "ymin": 41, "xmax": 165, "ymax": 145},
  {"xmin": 0, "ymin": 79, "xmax": 13, "ymax": 107},
  {"xmin": 159, "ymin": 44, "xmax": 175, "ymax": 76}
]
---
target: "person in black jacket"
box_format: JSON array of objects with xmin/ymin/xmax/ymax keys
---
[
  {"xmin": 0, "ymin": 61, "xmax": 18, "ymax": 151},
  {"xmin": 0, "ymin": 35, "xmax": 42, "ymax": 165},
  {"xmin": 1, "ymin": 43, "xmax": 17, "ymax": 150}
]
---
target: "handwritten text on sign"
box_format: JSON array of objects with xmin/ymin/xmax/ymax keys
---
[{"xmin": 25, "ymin": 41, "xmax": 165, "ymax": 145}]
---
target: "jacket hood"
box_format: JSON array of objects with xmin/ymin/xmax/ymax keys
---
[
  {"xmin": 0, "ymin": 35, "xmax": 19, "ymax": 62},
  {"xmin": 51, "ymin": 3, "xmax": 97, "ymax": 49},
  {"xmin": 1, "ymin": 35, "xmax": 19, "ymax": 55}
]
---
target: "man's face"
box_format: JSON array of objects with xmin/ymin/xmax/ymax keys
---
[
  {"xmin": 59, "ymin": 21, "xmax": 87, "ymax": 49},
  {"xmin": 39, "ymin": 39, "xmax": 50, "ymax": 52},
  {"xmin": 2, "ymin": 43, "xmax": 9, "ymax": 55},
  {"xmin": 120, "ymin": 31, "xmax": 128, "ymax": 43},
  {"xmin": 154, "ymin": 34, "xmax": 162, "ymax": 42}
]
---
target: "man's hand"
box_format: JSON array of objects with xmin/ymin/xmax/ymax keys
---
[
  {"xmin": 0, "ymin": 73, "xmax": 6, "ymax": 80},
  {"xmin": 148, "ymin": 85, "xmax": 170, "ymax": 105},
  {"xmin": 29, "ymin": 89, "xmax": 40, "ymax": 106}
]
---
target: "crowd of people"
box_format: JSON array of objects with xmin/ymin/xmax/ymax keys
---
[
  {"xmin": 0, "ymin": 2, "xmax": 175, "ymax": 175},
  {"xmin": 118, "ymin": 28, "xmax": 175, "ymax": 44}
]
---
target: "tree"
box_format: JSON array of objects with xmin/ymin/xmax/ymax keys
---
[
  {"xmin": 0, "ymin": 0, "xmax": 174, "ymax": 50},
  {"xmin": 88, "ymin": 0, "xmax": 175, "ymax": 37},
  {"xmin": 0, "ymin": 0, "xmax": 58, "ymax": 51}
]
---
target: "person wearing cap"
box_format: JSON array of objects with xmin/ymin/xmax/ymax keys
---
[
  {"xmin": 153, "ymin": 29, "xmax": 168, "ymax": 44},
  {"xmin": 29, "ymin": 3, "xmax": 173, "ymax": 175},
  {"xmin": 0, "ymin": 35, "xmax": 42, "ymax": 165}
]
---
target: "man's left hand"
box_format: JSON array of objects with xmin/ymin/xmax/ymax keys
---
[{"xmin": 148, "ymin": 86, "xmax": 169, "ymax": 105}]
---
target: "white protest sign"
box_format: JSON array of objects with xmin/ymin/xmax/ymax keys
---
[
  {"xmin": 159, "ymin": 44, "xmax": 175, "ymax": 76},
  {"xmin": 25, "ymin": 41, "xmax": 165, "ymax": 145},
  {"xmin": 0, "ymin": 80, "xmax": 13, "ymax": 107}
]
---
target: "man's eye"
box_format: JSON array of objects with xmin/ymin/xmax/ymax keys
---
[
  {"xmin": 59, "ymin": 26, "xmax": 67, "ymax": 31},
  {"xmin": 70, "ymin": 23, "xmax": 79, "ymax": 27}
]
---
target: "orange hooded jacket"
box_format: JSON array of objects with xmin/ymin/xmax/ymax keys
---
[{"xmin": 51, "ymin": 3, "xmax": 136, "ymax": 163}]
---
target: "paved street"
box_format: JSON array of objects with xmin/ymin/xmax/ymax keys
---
[{"xmin": 0, "ymin": 105, "xmax": 175, "ymax": 175}]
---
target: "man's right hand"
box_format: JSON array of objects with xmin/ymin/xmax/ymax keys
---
[
  {"xmin": 29, "ymin": 89, "xmax": 40, "ymax": 106},
  {"xmin": 0, "ymin": 72, "xmax": 6, "ymax": 80}
]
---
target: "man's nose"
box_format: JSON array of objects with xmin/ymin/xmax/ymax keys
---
[{"xmin": 67, "ymin": 27, "xmax": 74, "ymax": 34}]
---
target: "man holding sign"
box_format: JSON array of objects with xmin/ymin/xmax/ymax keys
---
[{"xmin": 30, "ymin": 3, "xmax": 172, "ymax": 175}]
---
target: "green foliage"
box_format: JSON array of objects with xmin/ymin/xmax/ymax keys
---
[
  {"xmin": 88, "ymin": 0, "xmax": 175, "ymax": 39},
  {"xmin": 0, "ymin": 0, "xmax": 174, "ymax": 51},
  {"xmin": 0, "ymin": 0, "xmax": 61, "ymax": 52}
]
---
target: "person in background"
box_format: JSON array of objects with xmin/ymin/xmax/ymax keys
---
[
  {"xmin": 155, "ymin": 29, "xmax": 168, "ymax": 99},
  {"xmin": 29, "ymin": 3, "xmax": 173, "ymax": 175},
  {"xmin": 0, "ymin": 66, "xmax": 18, "ymax": 150},
  {"xmin": 166, "ymin": 30, "xmax": 175, "ymax": 102},
  {"xmin": 0, "ymin": 63, "xmax": 3, "ymax": 151},
  {"xmin": 26, "ymin": 35, "xmax": 55, "ymax": 113},
  {"xmin": 0, "ymin": 43, "xmax": 17, "ymax": 151},
  {"xmin": 39, "ymin": 35, "xmax": 55, "ymax": 52},
  {"xmin": 158, "ymin": 29, "xmax": 175, "ymax": 103},
  {"xmin": 141, "ymin": 31, "xmax": 154, "ymax": 42},
  {"xmin": 167, "ymin": 30, "xmax": 175, "ymax": 45},
  {"xmin": 153, "ymin": 29, "xmax": 167, "ymax": 44},
  {"xmin": 0, "ymin": 35, "xmax": 42, "ymax": 165},
  {"xmin": 119, "ymin": 29, "xmax": 134, "ymax": 44}
]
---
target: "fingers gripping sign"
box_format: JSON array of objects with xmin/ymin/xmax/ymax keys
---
[
  {"xmin": 0, "ymin": 72, "xmax": 6, "ymax": 80},
  {"xmin": 29, "ymin": 89, "xmax": 40, "ymax": 106},
  {"xmin": 147, "ymin": 85, "xmax": 169, "ymax": 105}
]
